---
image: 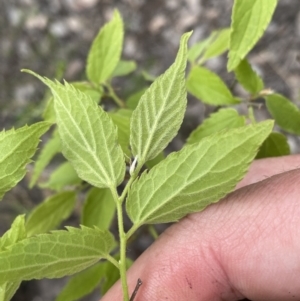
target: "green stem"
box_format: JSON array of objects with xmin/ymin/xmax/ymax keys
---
[
  {"xmin": 108, "ymin": 161, "xmax": 144, "ymax": 301},
  {"xmin": 105, "ymin": 83, "xmax": 126, "ymax": 108},
  {"xmin": 106, "ymin": 254, "xmax": 120, "ymax": 269},
  {"xmin": 116, "ymin": 199, "xmax": 130, "ymax": 301},
  {"xmin": 110, "ymin": 187, "xmax": 130, "ymax": 301},
  {"xmin": 148, "ymin": 225, "xmax": 159, "ymax": 240}
]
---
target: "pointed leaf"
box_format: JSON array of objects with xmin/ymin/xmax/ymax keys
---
[
  {"xmin": 30, "ymin": 130, "xmax": 61, "ymax": 188},
  {"xmin": 0, "ymin": 215, "xmax": 26, "ymax": 250},
  {"xmin": 187, "ymin": 108, "xmax": 246, "ymax": 144},
  {"xmin": 126, "ymin": 121, "xmax": 273, "ymax": 225},
  {"xmin": 86, "ymin": 10, "xmax": 124, "ymax": 84},
  {"xmin": 0, "ymin": 122, "xmax": 50, "ymax": 200},
  {"xmin": 265, "ymin": 93, "xmax": 300, "ymax": 135},
  {"xmin": 40, "ymin": 162, "xmax": 81, "ymax": 191},
  {"xmin": 55, "ymin": 263, "xmax": 105, "ymax": 301},
  {"xmin": 0, "ymin": 282, "xmax": 21, "ymax": 301},
  {"xmin": 81, "ymin": 187, "xmax": 116, "ymax": 230},
  {"xmin": 0, "ymin": 226, "xmax": 116, "ymax": 284},
  {"xmin": 26, "ymin": 191, "xmax": 76, "ymax": 236},
  {"xmin": 234, "ymin": 58, "xmax": 264, "ymax": 94},
  {"xmin": 130, "ymin": 32, "xmax": 191, "ymax": 163},
  {"xmin": 200, "ymin": 28, "xmax": 231, "ymax": 62},
  {"xmin": 0, "ymin": 215, "xmax": 26, "ymax": 301},
  {"xmin": 112, "ymin": 60, "xmax": 137, "ymax": 77},
  {"xmin": 256, "ymin": 132, "xmax": 290, "ymax": 159},
  {"xmin": 187, "ymin": 32, "xmax": 217, "ymax": 63},
  {"xmin": 187, "ymin": 66, "xmax": 240, "ymax": 105},
  {"xmin": 227, "ymin": 0, "xmax": 278, "ymax": 71},
  {"xmin": 23, "ymin": 70, "xmax": 126, "ymax": 189}
]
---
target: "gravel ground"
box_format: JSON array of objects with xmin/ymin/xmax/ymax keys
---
[{"xmin": 1, "ymin": 1, "xmax": 300, "ymax": 300}]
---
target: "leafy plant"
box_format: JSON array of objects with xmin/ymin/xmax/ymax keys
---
[{"xmin": 0, "ymin": 1, "xmax": 298, "ymax": 300}]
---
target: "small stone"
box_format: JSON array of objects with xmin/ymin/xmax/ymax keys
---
[
  {"xmin": 25, "ymin": 14, "xmax": 48, "ymax": 30},
  {"xmin": 148, "ymin": 14, "xmax": 168, "ymax": 34}
]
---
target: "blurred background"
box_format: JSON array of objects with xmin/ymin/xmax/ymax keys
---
[{"xmin": 1, "ymin": 0, "xmax": 300, "ymax": 300}]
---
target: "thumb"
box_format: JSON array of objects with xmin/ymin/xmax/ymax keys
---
[{"xmin": 101, "ymin": 156, "xmax": 300, "ymax": 301}]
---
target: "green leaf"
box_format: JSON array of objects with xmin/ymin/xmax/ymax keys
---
[
  {"xmin": 0, "ymin": 226, "xmax": 116, "ymax": 284},
  {"xmin": 227, "ymin": 0, "xmax": 278, "ymax": 71},
  {"xmin": 187, "ymin": 32, "xmax": 217, "ymax": 63},
  {"xmin": 187, "ymin": 108, "xmax": 246, "ymax": 144},
  {"xmin": 112, "ymin": 60, "xmax": 137, "ymax": 78},
  {"xmin": 109, "ymin": 109, "xmax": 132, "ymax": 157},
  {"xmin": 40, "ymin": 161, "xmax": 81, "ymax": 191},
  {"xmin": 43, "ymin": 97, "xmax": 56, "ymax": 122},
  {"xmin": 234, "ymin": 58, "xmax": 264, "ymax": 94},
  {"xmin": 0, "ymin": 282, "xmax": 21, "ymax": 301},
  {"xmin": 256, "ymin": 132, "xmax": 290, "ymax": 159},
  {"xmin": 126, "ymin": 88, "xmax": 148, "ymax": 110},
  {"xmin": 187, "ymin": 66, "xmax": 240, "ymax": 105},
  {"xmin": 126, "ymin": 121, "xmax": 273, "ymax": 226},
  {"xmin": 30, "ymin": 130, "xmax": 61, "ymax": 188},
  {"xmin": 0, "ymin": 122, "xmax": 50, "ymax": 200},
  {"xmin": 0, "ymin": 215, "xmax": 26, "ymax": 250},
  {"xmin": 55, "ymin": 263, "xmax": 105, "ymax": 301},
  {"xmin": 130, "ymin": 32, "xmax": 191, "ymax": 164},
  {"xmin": 145, "ymin": 152, "xmax": 165, "ymax": 169},
  {"xmin": 86, "ymin": 10, "xmax": 124, "ymax": 84},
  {"xmin": 26, "ymin": 191, "xmax": 76, "ymax": 236},
  {"xmin": 200, "ymin": 28, "xmax": 231, "ymax": 63},
  {"xmin": 141, "ymin": 70, "xmax": 156, "ymax": 82},
  {"xmin": 81, "ymin": 187, "xmax": 116, "ymax": 230},
  {"xmin": 23, "ymin": 70, "xmax": 126, "ymax": 190},
  {"xmin": 265, "ymin": 93, "xmax": 300, "ymax": 135},
  {"xmin": 0, "ymin": 215, "xmax": 26, "ymax": 301},
  {"xmin": 71, "ymin": 82, "xmax": 102, "ymax": 104}
]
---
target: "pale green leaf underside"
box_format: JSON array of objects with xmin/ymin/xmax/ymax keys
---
[
  {"xmin": 55, "ymin": 263, "xmax": 105, "ymax": 301},
  {"xmin": 265, "ymin": 93, "xmax": 300, "ymax": 135},
  {"xmin": 187, "ymin": 108, "xmax": 246, "ymax": 144},
  {"xmin": 26, "ymin": 191, "xmax": 76, "ymax": 236},
  {"xmin": 81, "ymin": 187, "xmax": 116, "ymax": 230},
  {"xmin": 234, "ymin": 58, "xmax": 264, "ymax": 94},
  {"xmin": 187, "ymin": 66, "xmax": 240, "ymax": 105},
  {"xmin": 0, "ymin": 281, "xmax": 21, "ymax": 301},
  {"xmin": 227, "ymin": 0, "xmax": 278, "ymax": 71},
  {"xmin": 23, "ymin": 70, "xmax": 125, "ymax": 189},
  {"xmin": 127, "ymin": 121, "xmax": 273, "ymax": 225},
  {"xmin": 0, "ymin": 122, "xmax": 50, "ymax": 200},
  {"xmin": 0, "ymin": 216, "xmax": 26, "ymax": 301},
  {"xmin": 130, "ymin": 32, "xmax": 191, "ymax": 163},
  {"xmin": 0, "ymin": 226, "xmax": 115, "ymax": 284},
  {"xmin": 256, "ymin": 132, "xmax": 290, "ymax": 159},
  {"xmin": 30, "ymin": 130, "xmax": 61, "ymax": 188},
  {"xmin": 0, "ymin": 215, "xmax": 26, "ymax": 251},
  {"xmin": 86, "ymin": 10, "xmax": 124, "ymax": 84}
]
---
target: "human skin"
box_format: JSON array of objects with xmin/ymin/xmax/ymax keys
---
[{"xmin": 101, "ymin": 155, "xmax": 300, "ymax": 301}]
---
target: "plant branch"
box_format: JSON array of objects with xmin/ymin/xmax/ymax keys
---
[
  {"xmin": 105, "ymin": 83, "xmax": 126, "ymax": 108},
  {"xmin": 106, "ymin": 254, "xmax": 120, "ymax": 269}
]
